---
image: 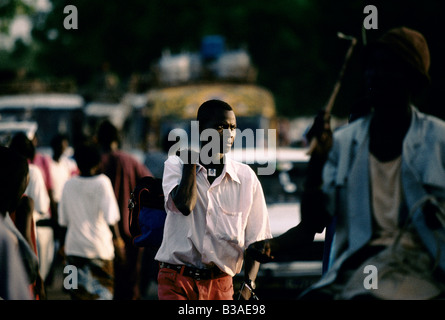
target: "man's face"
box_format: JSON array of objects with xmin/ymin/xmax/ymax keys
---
[
  {"xmin": 200, "ymin": 109, "xmax": 237, "ymax": 155},
  {"xmin": 364, "ymin": 47, "xmax": 413, "ymax": 113}
]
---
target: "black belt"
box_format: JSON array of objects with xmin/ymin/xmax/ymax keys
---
[
  {"xmin": 36, "ymin": 219, "xmax": 53, "ymax": 227},
  {"xmin": 159, "ymin": 262, "xmax": 226, "ymax": 281}
]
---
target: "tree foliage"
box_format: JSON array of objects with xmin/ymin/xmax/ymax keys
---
[{"xmin": 3, "ymin": 0, "xmax": 445, "ymax": 119}]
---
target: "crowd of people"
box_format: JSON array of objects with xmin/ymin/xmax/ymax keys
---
[
  {"xmin": 0, "ymin": 120, "xmax": 152, "ymax": 300},
  {"xmin": 1, "ymin": 26, "xmax": 445, "ymax": 301}
]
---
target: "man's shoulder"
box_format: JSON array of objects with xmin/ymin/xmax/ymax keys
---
[
  {"xmin": 113, "ymin": 150, "xmax": 138, "ymax": 162},
  {"xmin": 419, "ymin": 111, "xmax": 445, "ymax": 137},
  {"xmin": 333, "ymin": 115, "xmax": 369, "ymax": 140}
]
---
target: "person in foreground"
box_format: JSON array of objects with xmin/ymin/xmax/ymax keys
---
[
  {"xmin": 248, "ymin": 27, "xmax": 445, "ymax": 299},
  {"xmin": 0, "ymin": 146, "xmax": 35, "ymax": 300},
  {"xmin": 155, "ymin": 99, "xmax": 272, "ymax": 300}
]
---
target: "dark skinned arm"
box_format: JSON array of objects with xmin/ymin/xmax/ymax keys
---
[
  {"xmin": 247, "ymin": 110, "xmax": 333, "ymax": 263},
  {"xmin": 171, "ymin": 163, "xmax": 198, "ymax": 216},
  {"xmin": 238, "ymin": 252, "xmax": 261, "ymax": 300}
]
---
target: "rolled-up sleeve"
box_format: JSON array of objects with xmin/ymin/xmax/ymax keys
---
[{"xmin": 162, "ymin": 156, "xmax": 184, "ymax": 213}]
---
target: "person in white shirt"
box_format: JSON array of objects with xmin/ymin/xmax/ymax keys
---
[
  {"xmin": 156, "ymin": 99, "xmax": 272, "ymax": 300},
  {"xmin": 58, "ymin": 143, "xmax": 124, "ymax": 300},
  {"xmin": 49, "ymin": 134, "xmax": 78, "ymax": 206},
  {"xmin": 9, "ymin": 133, "xmax": 52, "ymax": 284}
]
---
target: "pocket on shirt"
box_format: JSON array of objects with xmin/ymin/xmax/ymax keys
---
[{"xmin": 215, "ymin": 207, "xmax": 243, "ymax": 244}]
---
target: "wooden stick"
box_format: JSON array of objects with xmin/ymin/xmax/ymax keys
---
[{"xmin": 307, "ymin": 33, "xmax": 357, "ymax": 155}]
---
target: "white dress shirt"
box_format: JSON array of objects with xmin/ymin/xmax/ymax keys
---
[{"xmin": 155, "ymin": 155, "xmax": 272, "ymax": 277}]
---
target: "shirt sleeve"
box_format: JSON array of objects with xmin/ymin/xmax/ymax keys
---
[
  {"xmin": 244, "ymin": 174, "xmax": 272, "ymax": 248},
  {"xmin": 101, "ymin": 175, "xmax": 120, "ymax": 225},
  {"xmin": 58, "ymin": 183, "xmax": 69, "ymax": 227},
  {"xmin": 25, "ymin": 166, "xmax": 50, "ymax": 218},
  {"xmin": 162, "ymin": 156, "xmax": 184, "ymax": 213}
]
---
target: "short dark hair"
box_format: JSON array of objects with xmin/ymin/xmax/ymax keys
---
[
  {"xmin": 0, "ymin": 146, "xmax": 29, "ymax": 214},
  {"xmin": 50, "ymin": 133, "xmax": 69, "ymax": 150},
  {"xmin": 9, "ymin": 132, "xmax": 35, "ymax": 161},
  {"xmin": 196, "ymin": 99, "xmax": 233, "ymax": 124},
  {"xmin": 97, "ymin": 120, "xmax": 119, "ymax": 148},
  {"xmin": 74, "ymin": 143, "xmax": 101, "ymax": 174}
]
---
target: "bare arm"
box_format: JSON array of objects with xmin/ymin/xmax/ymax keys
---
[{"xmin": 239, "ymin": 252, "xmax": 261, "ymax": 300}]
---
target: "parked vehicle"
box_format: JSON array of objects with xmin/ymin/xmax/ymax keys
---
[
  {"xmin": 0, "ymin": 120, "xmax": 38, "ymax": 146},
  {"xmin": 0, "ymin": 93, "xmax": 84, "ymax": 149}
]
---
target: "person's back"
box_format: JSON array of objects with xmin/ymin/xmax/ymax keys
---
[
  {"xmin": 58, "ymin": 143, "xmax": 121, "ymax": 300},
  {"xmin": 96, "ymin": 120, "xmax": 151, "ymax": 300},
  {"xmin": 59, "ymin": 174, "xmax": 118, "ymax": 260}
]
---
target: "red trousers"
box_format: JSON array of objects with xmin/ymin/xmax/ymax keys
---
[{"xmin": 157, "ymin": 267, "xmax": 234, "ymax": 300}]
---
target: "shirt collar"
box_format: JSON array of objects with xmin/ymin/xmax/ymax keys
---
[
  {"xmin": 196, "ymin": 155, "xmax": 241, "ymax": 185},
  {"xmin": 223, "ymin": 156, "xmax": 241, "ymax": 184}
]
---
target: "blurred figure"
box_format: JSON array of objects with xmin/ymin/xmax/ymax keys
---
[
  {"xmin": 144, "ymin": 134, "xmax": 172, "ymax": 179},
  {"xmin": 58, "ymin": 143, "xmax": 124, "ymax": 300},
  {"xmin": 9, "ymin": 133, "xmax": 53, "ymax": 285},
  {"xmin": 30, "ymin": 134, "xmax": 54, "ymax": 206},
  {"xmin": 50, "ymin": 133, "xmax": 78, "ymax": 210},
  {"xmin": 248, "ymin": 27, "xmax": 445, "ymax": 299},
  {"xmin": 0, "ymin": 146, "xmax": 36, "ymax": 300},
  {"xmin": 140, "ymin": 135, "xmax": 178, "ymax": 299},
  {"xmin": 96, "ymin": 120, "xmax": 152, "ymax": 300},
  {"xmin": 45, "ymin": 133, "xmax": 78, "ymax": 286}
]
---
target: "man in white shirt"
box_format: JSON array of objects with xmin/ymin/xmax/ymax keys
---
[{"xmin": 155, "ymin": 99, "xmax": 272, "ymax": 300}]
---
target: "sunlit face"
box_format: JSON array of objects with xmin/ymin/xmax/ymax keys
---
[{"xmin": 200, "ymin": 109, "xmax": 237, "ymax": 155}]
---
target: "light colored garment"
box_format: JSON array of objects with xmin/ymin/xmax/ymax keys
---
[
  {"xmin": 50, "ymin": 155, "xmax": 78, "ymax": 202},
  {"xmin": 4, "ymin": 213, "xmax": 39, "ymax": 286},
  {"xmin": 0, "ymin": 216, "xmax": 32, "ymax": 300},
  {"xmin": 58, "ymin": 174, "xmax": 120, "ymax": 260},
  {"xmin": 25, "ymin": 164, "xmax": 53, "ymax": 279},
  {"xmin": 155, "ymin": 155, "xmax": 272, "ymax": 277},
  {"xmin": 26, "ymin": 164, "xmax": 50, "ymax": 221},
  {"xmin": 369, "ymin": 154, "xmax": 403, "ymax": 246},
  {"xmin": 308, "ymin": 107, "xmax": 445, "ymax": 297}
]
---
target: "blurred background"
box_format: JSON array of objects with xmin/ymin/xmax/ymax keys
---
[
  {"xmin": 1, "ymin": 0, "xmax": 444, "ymax": 121},
  {"xmin": 2, "ymin": 0, "xmax": 445, "ymax": 300}
]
